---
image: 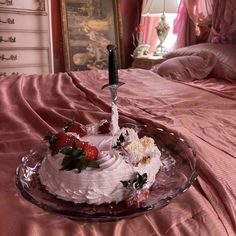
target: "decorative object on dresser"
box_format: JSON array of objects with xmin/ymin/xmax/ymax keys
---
[
  {"xmin": 142, "ymin": 0, "xmax": 178, "ymax": 56},
  {"xmin": 0, "ymin": 0, "xmax": 54, "ymax": 77},
  {"xmin": 131, "ymin": 23, "xmax": 151, "ymax": 58},
  {"xmin": 132, "ymin": 44, "xmax": 151, "ymax": 58}
]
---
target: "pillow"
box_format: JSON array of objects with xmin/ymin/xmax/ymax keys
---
[
  {"xmin": 153, "ymin": 52, "xmax": 217, "ymax": 82},
  {"xmin": 164, "ymin": 43, "xmax": 236, "ymax": 82}
]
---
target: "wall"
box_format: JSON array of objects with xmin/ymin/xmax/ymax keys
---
[{"xmin": 51, "ymin": 0, "xmax": 142, "ymax": 72}]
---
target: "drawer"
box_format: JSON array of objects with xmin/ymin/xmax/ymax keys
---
[
  {"xmin": 0, "ymin": 0, "xmax": 46, "ymax": 12},
  {"xmin": 132, "ymin": 59, "xmax": 152, "ymax": 69},
  {"xmin": 0, "ymin": 65, "xmax": 50, "ymax": 76},
  {"xmin": 132, "ymin": 57, "xmax": 165, "ymax": 69},
  {"xmin": 0, "ymin": 12, "xmax": 48, "ymax": 31},
  {"xmin": 0, "ymin": 31, "xmax": 49, "ymax": 47},
  {"xmin": 0, "ymin": 49, "xmax": 49, "ymax": 66}
]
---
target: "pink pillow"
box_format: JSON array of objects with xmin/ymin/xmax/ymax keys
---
[
  {"xmin": 165, "ymin": 43, "xmax": 236, "ymax": 82},
  {"xmin": 154, "ymin": 52, "xmax": 217, "ymax": 81}
]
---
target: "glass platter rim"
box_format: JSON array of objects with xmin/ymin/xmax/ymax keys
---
[{"xmin": 15, "ymin": 126, "xmax": 198, "ymax": 221}]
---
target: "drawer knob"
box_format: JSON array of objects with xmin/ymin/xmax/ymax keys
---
[
  {"xmin": 0, "ymin": 0, "xmax": 13, "ymax": 6},
  {"xmin": 0, "ymin": 36, "xmax": 16, "ymax": 43},
  {"xmin": 0, "ymin": 72, "xmax": 7, "ymax": 76},
  {"xmin": 0, "ymin": 17, "xmax": 15, "ymax": 24},
  {"xmin": 0, "ymin": 72, "xmax": 19, "ymax": 76},
  {"xmin": 0, "ymin": 54, "xmax": 17, "ymax": 60}
]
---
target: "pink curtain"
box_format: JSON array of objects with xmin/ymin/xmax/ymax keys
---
[
  {"xmin": 173, "ymin": 0, "xmax": 196, "ymax": 49},
  {"xmin": 173, "ymin": 0, "xmax": 236, "ymax": 49},
  {"xmin": 209, "ymin": 0, "xmax": 236, "ymax": 44},
  {"xmin": 138, "ymin": 0, "xmax": 160, "ymax": 53}
]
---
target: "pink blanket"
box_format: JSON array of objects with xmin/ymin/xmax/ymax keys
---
[{"xmin": 1, "ymin": 69, "xmax": 235, "ymax": 235}]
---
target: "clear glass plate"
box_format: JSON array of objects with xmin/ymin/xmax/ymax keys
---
[{"xmin": 15, "ymin": 125, "xmax": 198, "ymax": 221}]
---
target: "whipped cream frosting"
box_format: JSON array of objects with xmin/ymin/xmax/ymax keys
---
[
  {"xmin": 111, "ymin": 102, "xmax": 119, "ymax": 135},
  {"xmin": 39, "ymin": 129, "xmax": 162, "ymax": 205}
]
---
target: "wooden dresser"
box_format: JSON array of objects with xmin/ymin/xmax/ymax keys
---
[
  {"xmin": 131, "ymin": 56, "xmax": 165, "ymax": 70},
  {"xmin": 0, "ymin": 0, "xmax": 53, "ymax": 77}
]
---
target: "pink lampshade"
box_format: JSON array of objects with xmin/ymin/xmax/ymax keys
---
[{"xmin": 142, "ymin": 0, "xmax": 178, "ymax": 16}]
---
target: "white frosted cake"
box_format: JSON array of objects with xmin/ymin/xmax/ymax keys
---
[{"xmin": 39, "ymin": 120, "xmax": 162, "ymax": 207}]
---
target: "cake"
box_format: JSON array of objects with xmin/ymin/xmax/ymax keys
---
[{"xmin": 39, "ymin": 119, "xmax": 162, "ymax": 207}]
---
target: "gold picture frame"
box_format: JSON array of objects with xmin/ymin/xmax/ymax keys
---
[{"xmin": 60, "ymin": 0, "xmax": 124, "ymax": 72}]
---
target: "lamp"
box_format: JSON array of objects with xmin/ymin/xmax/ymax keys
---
[{"xmin": 142, "ymin": 0, "xmax": 178, "ymax": 55}]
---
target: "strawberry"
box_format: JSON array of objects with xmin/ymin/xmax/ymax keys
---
[
  {"xmin": 45, "ymin": 131, "xmax": 76, "ymax": 153},
  {"xmin": 126, "ymin": 189, "xmax": 150, "ymax": 208},
  {"xmin": 74, "ymin": 139, "xmax": 89, "ymax": 149},
  {"xmin": 98, "ymin": 120, "xmax": 110, "ymax": 134},
  {"xmin": 84, "ymin": 145, "xmax": 99, "ymax": 161},
  {"xmin": 64, "ymin": 120, "xmax": 87, "ymax": 137},
  {"xmin": 54, "ymin": 134, "xmax": 74, "ymax": 152}
]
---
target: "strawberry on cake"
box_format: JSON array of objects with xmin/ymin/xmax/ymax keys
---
[{"xmin": 39, "ymin": 120, "xmax": 162, "ymax": 207}]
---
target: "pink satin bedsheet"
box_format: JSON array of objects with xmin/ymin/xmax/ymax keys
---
[{"xmin": 0, "ymin": 69, "xmax": 235, "ymax": 236}]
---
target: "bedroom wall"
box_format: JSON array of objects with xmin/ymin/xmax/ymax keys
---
[{"xmin": 51, "ymin": 0, "xmax": 142, "ymax": 72}]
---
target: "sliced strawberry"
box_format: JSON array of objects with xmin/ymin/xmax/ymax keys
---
[
  {"xmin": 126, "ymin": 189, "xmax": 150, "ymax": 208},
  {"xmin": 98, "ymin": 120, "xmax": 110, "ymax": 134},
  {"xmin": 53, "ymin": 134, "xmax": 70, "ymax": 152},
  {"xmin": 66, "ymin": 136, "xmax": 77, "ymax": 146},
  {"xmin": 84, "ymin": 145, "xmax": 99, "ymax": 161},
  {"xmin": 74, "ymin": 139, "xmax": 89, "ymax": 149},
  {"xmin": 64, "ymin": 121, "xmax": 87, "ymax": 137},
  {"xmin": 44, "ymin": 131, "xmax": 65, "ymax": 147},
  {"xmin": 45, "ymin": 131, "xmax": 76, "ymax": 153},
  {"xmin": 55, "ymin": 131, "xmax": 67, "ymax": 139}
]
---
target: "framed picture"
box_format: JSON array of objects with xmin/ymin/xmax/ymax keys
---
[{"xmin": 60, "ymin": 0, "xmax": 124, "ymax": 71}]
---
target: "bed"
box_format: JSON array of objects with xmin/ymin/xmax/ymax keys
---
[{"xmin": 0, "ymin": 43, "xmax": 236, "ymax": 236}]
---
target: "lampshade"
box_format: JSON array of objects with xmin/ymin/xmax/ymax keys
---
[{"xmin": 142, "ymin": 0, "xmax": 178, "ymax": 16}]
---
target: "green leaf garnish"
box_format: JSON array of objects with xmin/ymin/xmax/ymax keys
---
[
  {"xmin": 59, "ymin": 145, "xmax": 99, "ymax": 173},
  {"xmin": 63, "ymin": 120, "xmax": 74, "ymax": 132},
  {"xmin": 121, "ymin": 172, "xmax": 148, "ymax": 190},
  {"xmin": 44, "ymin": 132, "xmax": 57, "ymax": 146},
  {"xmin": 112, "ymin": 131, "xmax": 128, "ymax": 148}
]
